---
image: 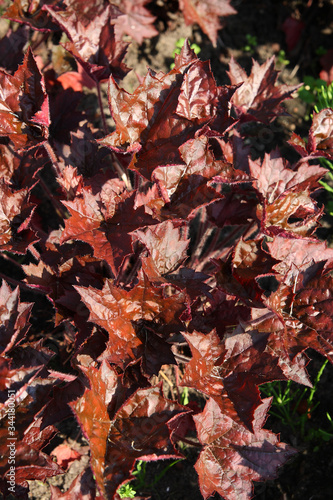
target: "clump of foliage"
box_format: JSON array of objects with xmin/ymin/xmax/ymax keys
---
[{"xmin": 0, "ymin": 1, "xmax": 333, "ymax": 500}]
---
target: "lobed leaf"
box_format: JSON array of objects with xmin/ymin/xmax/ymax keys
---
[
  {"xmin": 194, "ymin": 397, "xmax": 296, "ymax": 500},
  {"xmin": 228, "ymin": 57, "xmax": 299, "ymax": 123},
  {"xmin": 179, "ymin": 0, "xmax": 236, "ymax": 46}
]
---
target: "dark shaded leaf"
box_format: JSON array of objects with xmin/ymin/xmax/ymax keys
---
[
  {"xmin": 0, "ymin": 182, "xmax": 37, "ymax": 254},
  {"xmin": 60, "ymin": 183, "xmax": 157, "ymax": 275},
  {"xmin": 104, "ymin": 385, "xmax": 187, "ymax": 498},
  {"xmin": 50, "ymin": 468, "xmax": 96, "ymax": 499},
  {"xmin": 76, "ymin": 273, "xmax": 187, "ymax": 368},
  {"xmin": 194, "ymin": 397, "xmax": 296, "ymax": 500},
  {"xmin": 3, "ymin": 0, "xmax": 60, "ymax": 32},
  {"xmin": 0, "ymin": 25, "xmax": 29, "ymax": 72}
]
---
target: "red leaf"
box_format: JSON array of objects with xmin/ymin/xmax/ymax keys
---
[
  {"xmin": 292, "ymin": 274, "xmax": 333, "ymax": 362},
  {"xmin": 267, "ymin": 236, "xmax": 333, "ymax": 276},
  {"xmin": 0, "ymin": 182, "xmax": 37, "ymax": 254},
  {"xmin": 250, "ymin": 150, "xmax": 326, "ymax": 202},
  {"xmin": 228, "ymin": 57, "xmax": 299, "ymax": 123},
  {"xmin": 113, "ymin": 0, "xmax": 158, "ymax": 44},
  {"xmin": 99, "ymin": 44, "xmax": 233, "ymax": 179},
  {"xmin": 50, "ymin": 443, "xmax": 81, "ymax": 470},
  {"xmin": 194, "ymin": 397, "xmax": 296, "ymax": 500},
  {"xmin": 0, "ymin": 281, "xmax": 32, "ymax": 354},
  {"xmin": 289, "ymin": 109, "xmax": 333, "ymax": 160},
  {"xmin": 3, "ymin": 0, "xmax": 59, "ymax": 32},
  {"xmin": 23, "ymin": 250, "xmax": 105, "ymax": 324},
  {"xmin": 0, "ymin": 47, "xmax": 49, "ymax": 149},
  {"xmin": 281, "ymin": 16, "xmax": 305, "ymax": 52},
  {"xmin": 60, "ymin": 183, "xmax": 157, "ymax": 275},
  {"xmin": 132, "ymin": 220, "xmax": 190, "ymax": 275},
  {"xmin": 4, "ymin": 442, "xmax": 63, "ymax": 487},
  {"xmin": 260, "ymin": 189, "xmax": 321, "ymax": 238},
  {"xmin": 181, "ymin": 329, "xmax": 267, "ymax": 429},
  {"xmin": 104, "ymin": 385, "xmax": 187, "ymax": 498},
  {"xmin": 46, "ymin": 1, "xmax": 129, "ymax": 82},
  {"xmin": 179, "ymin": 0, "xmax": 236, "ymax": 46},
  {"xmin": 76, "ymin": 273, "xmax": 187, "ymax": 368},
  {"xmin": 70, "ymin": 362, "xmax": 120, "ymax": 498},
  {"xmin": 249, "ymin": 152, "xmax": 323, "ymax": 238}
]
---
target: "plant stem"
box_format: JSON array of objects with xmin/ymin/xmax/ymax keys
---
[
  {"xmin": 43, "ymin": 141, "xmax": 62, "ymax": 177},
  {"xmin": 36, "ymin": 172, "xmax": 68, "ymax": 220},
  {"xmin": 96, "ymin": 81, "xmax": 108, "ymax": 135}
]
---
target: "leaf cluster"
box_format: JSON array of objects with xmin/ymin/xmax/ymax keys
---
[{"xmin": 0, "ymin": 3, "xmax": 333, "ymax": 500}]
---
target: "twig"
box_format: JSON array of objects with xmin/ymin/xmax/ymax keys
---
[
  {"xmin": 173, "ymin": 435, "xmax": 201, "ymax": 448},
  {"xmin": 159, "ymin": 369, "xmax": 176, "ymax": 399},
  {"xmin": 173, "ymin": 352, "xmax": 191, "ymax": 364}
]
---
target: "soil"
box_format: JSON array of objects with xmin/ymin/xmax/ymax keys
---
[{"xmin": 2, "ymin": 0, "xmax": 333, "ymax": 499}]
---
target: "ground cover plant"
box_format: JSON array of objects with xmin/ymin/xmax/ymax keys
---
[{"xmin": 0, "ymin": 1, "xmax": 333, "ymax": 499}]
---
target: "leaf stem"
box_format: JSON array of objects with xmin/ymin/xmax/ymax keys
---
[
  {"xmin": 36, "ymin": 172, "xmax": 68, "ymax": 221},
  {"xmin": 43, "ymin": 141, "xmax": 62, "ymax": 177},
  {"xmin": 96, "ymin": 81, "xmax": 109, "ymax": 135},
  {"xmin": 0, "ymin": 272, "xmax": 44, "ymax": 294}
]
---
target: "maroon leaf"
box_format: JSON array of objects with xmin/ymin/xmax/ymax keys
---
[
  {"xmin": 289, "ymin": 109, "xmax": 333, "ymax": 161},
  {"xmin": 76, "ymin": 273, "xmax": 187, "ymax": 368},
  {"xmin": 113, "ymin": 0, "xmax": 158, "ymax": 44},
  {"xmin": 132, "ymin": 220, "xmax": 190, "ymax": 275},
  {"xmin": 99, "ymin": 44, "xmax": 233, "ymax": 179},
  {"xmin": 70, "ymin": 361, "xmax": 120, "ymax": 498},
  {"xmin": 50, "ymin": 468, "xmax": 95, "ymax": 499},
  {"xmin": 0, "ymin": 47, "xmax": 50, "ymax": 149},
  {"xmin": 181, "ymin": 329, "xmax": 269, "ymax": 429},
  {"xmin": 292, "ymin": 274, "xmax": 333, "ymax": 363},
  {"xmin": 259, "ymin": 189, "xmax": 321, "ymax": 238},
  {"xmin": 3, "ymin": 442, "xmax": 63, "ymax": 487},
  {"xmin": 0, "ymin": 25, "xmax": 29, "ymax": 72},
  {"xmin": 181, "ymin": 330, "xmax": 226, "ymax": 398},
  {"xmin": 267, "ymin": 236, "xmax": 333, "ymax": 276},
  {"xmin": 289, "ymin": 108, "xmax": 333, "ymax": 160},
  {"xmin": 0, "ymin": 182, "xmax": 37, "ymax": 254},
  {"xmin": 153, "ymin": 134, "xmax": 246, "ymax": 219},
  {"xmin": 179, "ymin": 0, "xmax": 236, "ymax": 46},
  {"xmin": 3, "ymin": 0, "xmax": 60, "ymax": 32},
  {"xmin": 0, "ymin": 281, "xmax": 32, "ymax": 354},
  {"xmin": 23, "ymin": 251, "xmax": 105, "ymax": 324},
  {"xmin": 228, "ymin": 57, "xmax": 299, "ymax": 123},
  {"xmin": 281, "ymin": 16, "xmax": 305, "ymax": 52},
  {"xmin": 46, "ymin": 2, "xmax": 129, "ymax": 81},
  {"xmin": 104, "ymin": 385, "xmax": 187, "ymax": 498},
  {"xmin": 194, "ymin": 397, "xmax": 296, "ymax": 500},
  {"xmin": 250, "ymin": 150, "xmax": 326, "ymax": 202},
  {"xmin": 60, "ymin": 183, "xmax": 157, "ymax": 275}
]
